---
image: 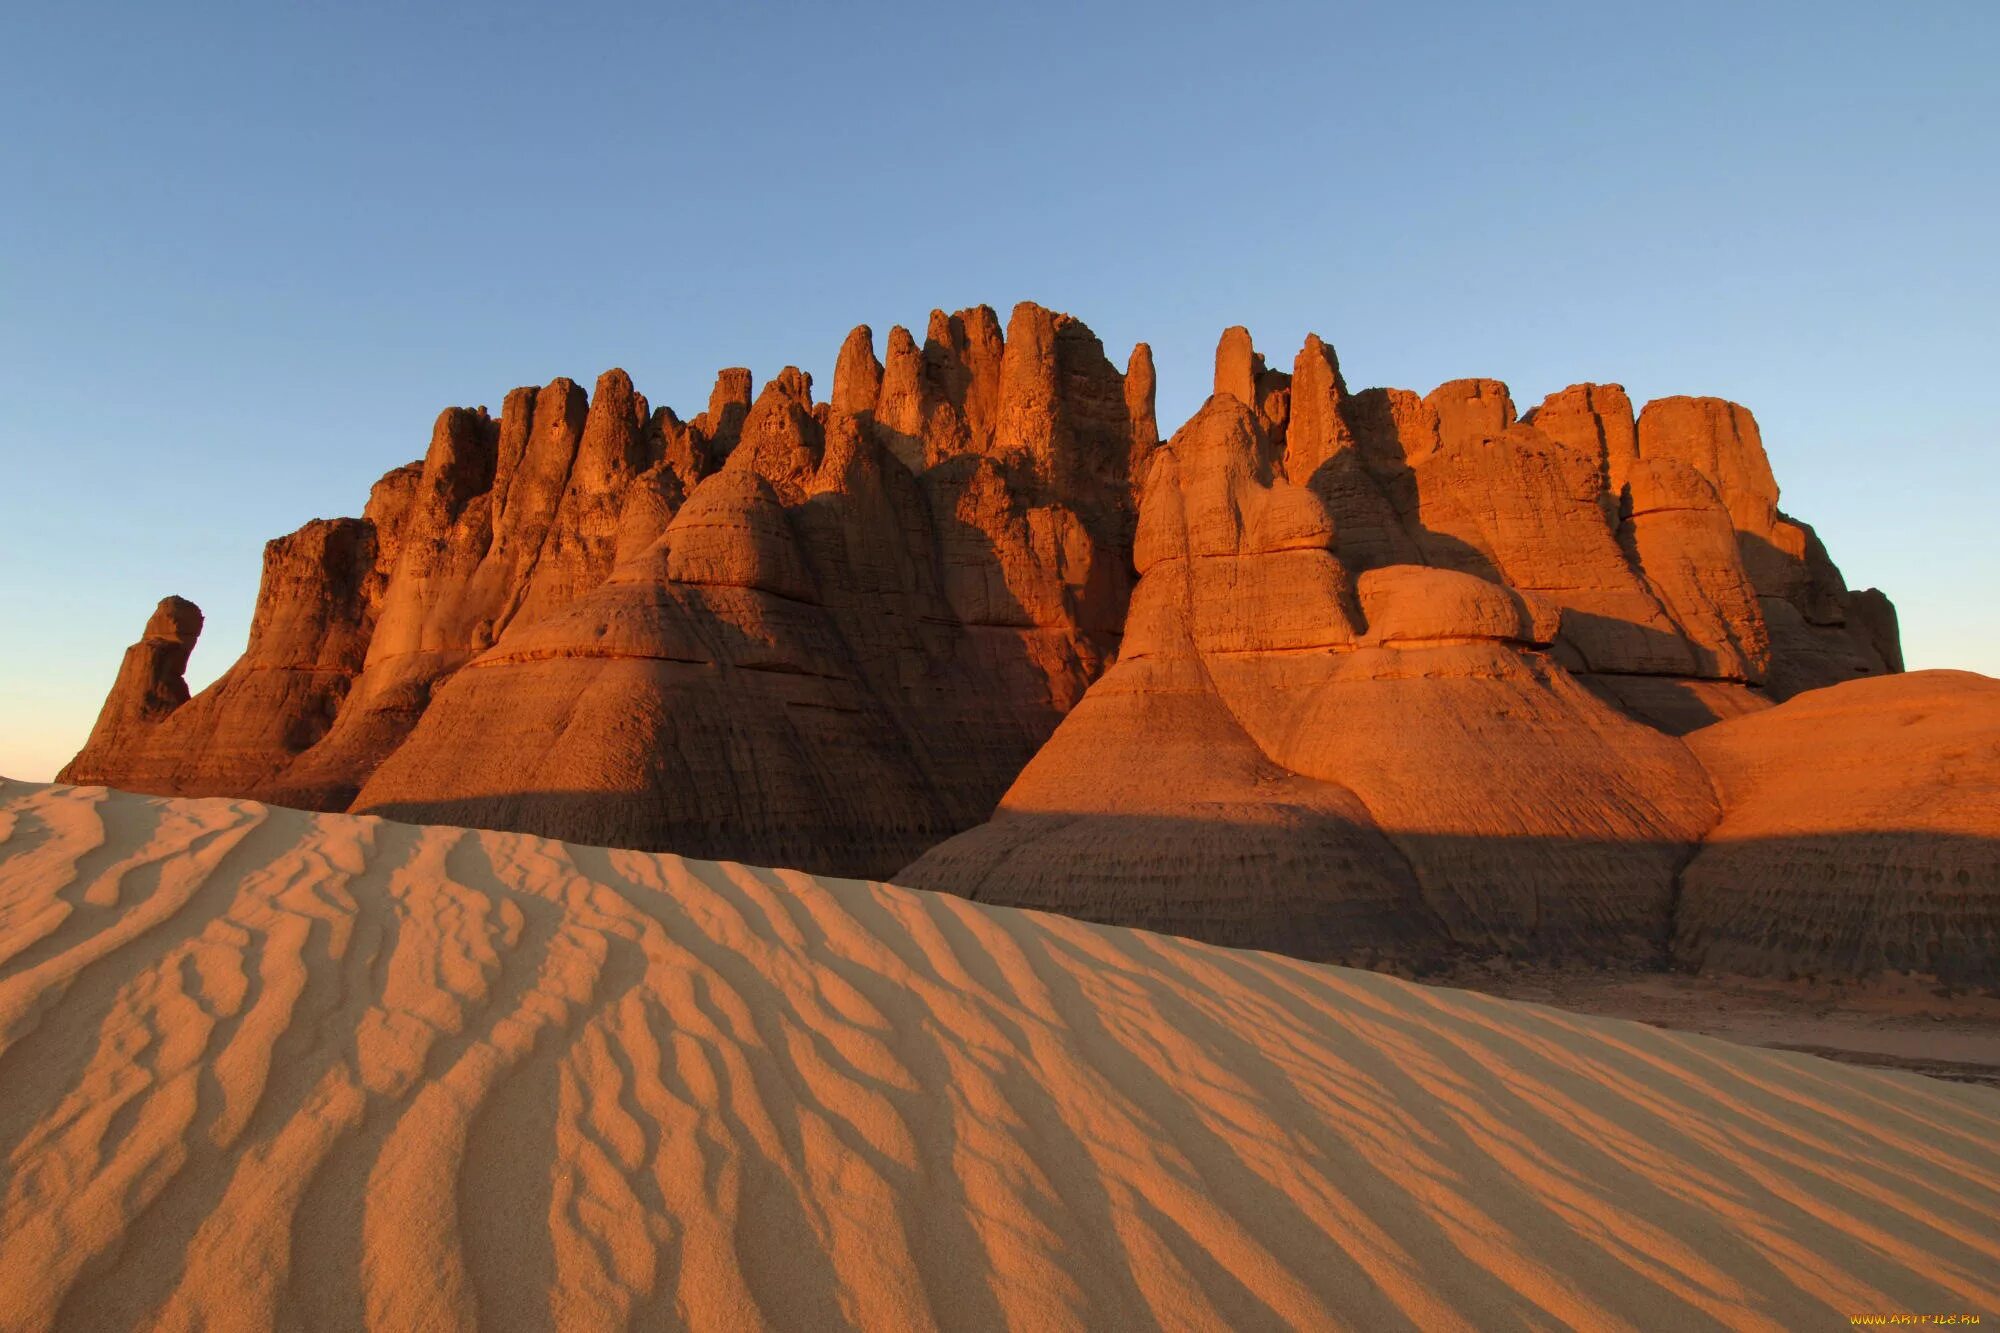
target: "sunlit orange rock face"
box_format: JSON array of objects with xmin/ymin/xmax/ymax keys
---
[
  {"xmin": 63, "ymin": 309, "xmax": 1977, "ymax": 981},
  {"xmin": 899, "ymin": 331, "xmax": 1992, "ymax": 983},
  {"xmin": 65, "ymin": 304, "xmax": 1147, "ymax": 877}
]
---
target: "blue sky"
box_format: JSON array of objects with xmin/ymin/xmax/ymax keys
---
[{"xmin": 3, "ymin": 1, "xmax": 1995, "ymax": 781}]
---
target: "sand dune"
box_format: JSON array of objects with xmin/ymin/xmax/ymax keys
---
[{"xmin": 0, "ymin": 780, "xmax": 1994, "ymax": 1330}]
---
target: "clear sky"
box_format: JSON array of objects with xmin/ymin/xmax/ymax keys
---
[{"xmin": 3, "ymin": 1, "xmax": 1995, "ymax": 782}]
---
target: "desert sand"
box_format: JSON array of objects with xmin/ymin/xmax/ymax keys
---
[
  {"xmin": 1431, "ymin": 963, "xmax": 2000, "ymax": 1089},
  {"xmin": 2, "ymin": 778, "xmax": 1995, "ymax": 1331}
]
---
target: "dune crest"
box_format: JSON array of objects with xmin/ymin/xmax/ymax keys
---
[{"xmin": 1, "ymin": 779, "xmax": 1994, "ymax": 1330}]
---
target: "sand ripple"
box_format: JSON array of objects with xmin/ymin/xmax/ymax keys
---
[{"xmin": 1, "ymin": 780, "xmax": 1995, "ymax": 1330}]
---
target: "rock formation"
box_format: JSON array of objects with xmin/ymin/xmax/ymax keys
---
[
  {"xmin": 1676, "ymin": 670, "xmax": 2000, "ymax": 986},
  {"xmin": 899, "ymin": 392, "xmax": 1721, "ymax": 967},
  {"xmin": 66, "ymin": 596, "xmax": 204, "ymax": 764},
  {"xmin": 62, "ymin": 308, "xmax": 1964, "ymax": 982},
  {"xmin": 899, "ymin": 330, "xmax": 1983, "ymax": 984},
  {"xmin": 894, "ymin": 397, "xmax": 1444, "ymax": 961},
  {"xmin": 66, "ymin": 304, "xmax": 1148, "ymax": 877}
]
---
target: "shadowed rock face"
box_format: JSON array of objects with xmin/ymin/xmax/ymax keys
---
[{"xmin": 63, "ymin": 310, "xmax": 1952, "ymax": 978}]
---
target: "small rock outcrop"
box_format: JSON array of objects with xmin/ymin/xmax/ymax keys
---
[
  {"xmin": 63, "ymin": 513, "xmax": 390, "ymax": 798},
  {"xmin": 62, "ymin": 597, "xmax": 204, "ymax": 767}
]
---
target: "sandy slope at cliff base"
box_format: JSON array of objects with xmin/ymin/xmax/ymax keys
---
[{"xmin": 0, "ymin": 779, "xmax": 1994, "ymax": 1331}]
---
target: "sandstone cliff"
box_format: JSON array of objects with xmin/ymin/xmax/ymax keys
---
[
  {"xmin": 897, "ymin": 338, "xmax": 1983, "ymax": 983},
  {"xmin": 898, "ymin": 387, "xmax": 1721, "ymax": 967},
  {"xmin": 63, "ymin": 308, "xmax": 1950, "ymax": 978},
  {"xmin": 64, "ymin": 304, "xmax": 1147, "ymax": 877}
]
